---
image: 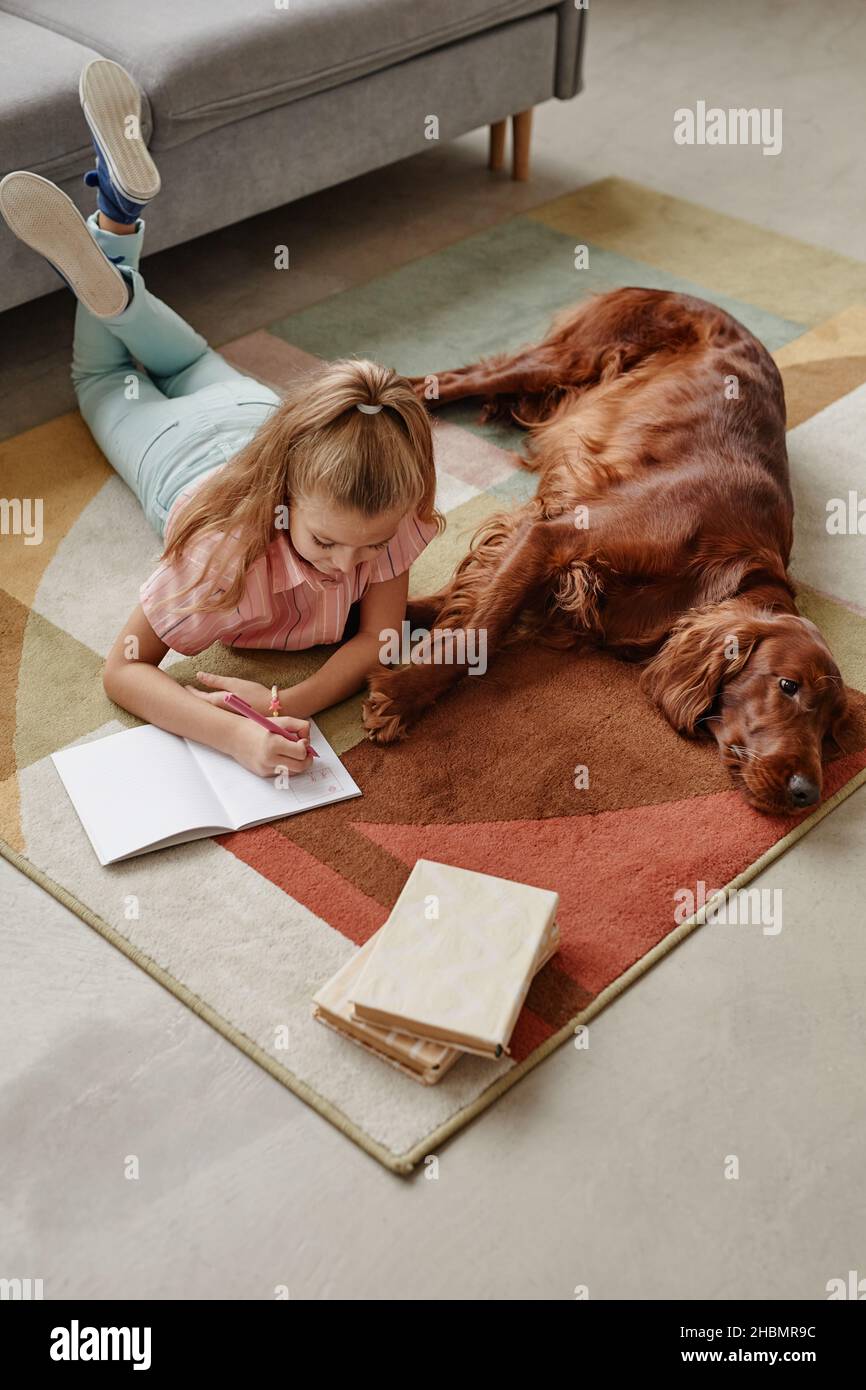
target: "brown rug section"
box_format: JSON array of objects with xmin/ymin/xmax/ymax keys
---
[
  {"xmin": 274, "ymin": 640, "xmax": 866, "ymax": 888},
  {"xmin": 290, "ymin": 646, "xmax": 736, "ymax": 844}
]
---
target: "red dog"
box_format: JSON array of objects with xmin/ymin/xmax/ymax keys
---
[{"xmin": 363, "ymin": 289, "xmax": 852, "ymax": 814}]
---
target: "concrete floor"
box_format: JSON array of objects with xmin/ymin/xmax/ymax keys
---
[{"xmin": 2, "ymin": 0, "xmax": 865, "ymax": 1299}]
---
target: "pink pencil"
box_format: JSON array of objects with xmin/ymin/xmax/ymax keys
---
[{"xmin": 222, "ymin": 693, "xmax": 318, "ymax": 756}]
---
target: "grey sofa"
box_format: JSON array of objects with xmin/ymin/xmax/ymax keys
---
[{"xmin": 0, "ymin": 0, "xmax": 587, "ymax": 314}]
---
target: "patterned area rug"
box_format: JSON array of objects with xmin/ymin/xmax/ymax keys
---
[{"xmin": 2, "ymin": 178, "xmax": 866, "ymax": 1173}]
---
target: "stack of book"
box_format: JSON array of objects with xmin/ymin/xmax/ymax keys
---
[{"xmin": 312, "ymin": 858, "xmax": 559, "ymax": 1085}]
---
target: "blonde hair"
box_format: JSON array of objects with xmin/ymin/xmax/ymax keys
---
[{"xmin": 160, "ymin": 359, "xmax": 441, "ymax": 615}]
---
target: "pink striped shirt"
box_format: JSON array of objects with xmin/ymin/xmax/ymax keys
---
[{"xmin": 140, "ymin": 487, "xmax": 437, "ymax": 657}]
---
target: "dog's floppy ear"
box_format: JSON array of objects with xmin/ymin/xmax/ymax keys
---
[
  {"xmin": 825, "ymin": 686, "xmax": 859, "ymax": 758},
  {"xmin": 640, "ymin": 600, "xmax": 774, "ymax": 735}
]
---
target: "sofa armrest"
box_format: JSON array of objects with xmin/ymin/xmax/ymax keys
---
[{"xmin": 554, "ymin": 0, "xmax": 589, "ymax": 100}]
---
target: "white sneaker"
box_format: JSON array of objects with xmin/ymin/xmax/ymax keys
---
[
  {"xmin": 79, "ymin": 58, "xmax": 161, "ymax": 220},
  {"xmin": 0, "ymin": 172, "xmax": 129, "ymax": 318}
]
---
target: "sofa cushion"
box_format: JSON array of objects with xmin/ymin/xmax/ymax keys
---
[
  {"xmin": 0, "ymin": 12, "xmax": 114, "ymax": 180},
  {"xmin": 0, "ymin": 0, "xmax": 556, "ymax": 151}
]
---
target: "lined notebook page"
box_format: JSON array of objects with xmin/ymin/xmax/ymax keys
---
[
  {"xmin": 52, "ymin": 726, "xmax": 228, "ymax": 865},
  {"xmin": 185, "ymin": 720, "xmax": 361, "ymax": 829}
]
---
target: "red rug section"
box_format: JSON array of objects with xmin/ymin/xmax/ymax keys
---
[{"xmin": 220, "ymin": 750, "xmax": 866, "ymax": 1064}]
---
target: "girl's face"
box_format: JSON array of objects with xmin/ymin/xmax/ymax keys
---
[{"xmin": 290, "ymin": 493, "xmax": 408, "ymax": 578}]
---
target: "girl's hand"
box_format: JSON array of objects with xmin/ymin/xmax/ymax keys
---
[
  {"xmin": 228, "ymin": 716, "xmax": 314, "ymax": 779},
  {"xmin": 191, "ymin": 672, "xmax": 274, "ymax": 713}
]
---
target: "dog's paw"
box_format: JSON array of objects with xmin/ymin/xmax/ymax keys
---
[
  {"xmin": 407, "ymin": 374, "xmax": 432, "ymax": 405},
  {"xmin": 362, "ymin": 689, "xmax": 410, "ymax": 744},
  {"xmin": 363, "ymin": 658, "xmax": 453, "ymax": 743}
]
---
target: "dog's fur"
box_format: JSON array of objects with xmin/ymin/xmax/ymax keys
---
[{"xmin": 363, "ymin": 289, "xmax": 852, "ymax": 813}]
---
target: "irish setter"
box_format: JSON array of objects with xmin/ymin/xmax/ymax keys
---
[{"xmin": 362, "ymin": 288, "xmax": 852, "ymax": 814}]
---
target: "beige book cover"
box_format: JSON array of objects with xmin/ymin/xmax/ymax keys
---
[
  {"xmin": 312, "ymin": 935, "xmax": 460, "ymax": 1085},
  {"xmin": 350, "ymin": 859, "xmax": 560, "ymax": 1059},
  {"xmin": 313, "ymin": 917, "xmax": 560, "ymax": 1085}
]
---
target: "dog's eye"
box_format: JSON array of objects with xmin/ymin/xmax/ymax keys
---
[{"xmin": 779, "ymin": 678, "xmax": 799, "ymax": 696}]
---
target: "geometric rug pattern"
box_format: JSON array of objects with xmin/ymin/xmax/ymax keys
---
[{"xmin": 2, "ymin": 178, "xmax": 865, "ymax": 1171}]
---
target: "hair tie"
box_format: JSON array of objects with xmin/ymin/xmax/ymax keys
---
[{"xmin": 356, "ymin": 402, "xmax": 383, "ymax": 415}]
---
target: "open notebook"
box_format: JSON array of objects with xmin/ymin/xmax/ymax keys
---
[{"xmin": 52, "ymin": 721, "xmax": 360, "ymax": 865}]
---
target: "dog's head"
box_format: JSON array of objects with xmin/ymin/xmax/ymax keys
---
[{"xmin": 641, "ymin": 600, "xmax": 853, "ymax": 813}]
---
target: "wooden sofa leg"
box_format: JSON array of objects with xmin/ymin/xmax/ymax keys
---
[
  {"xmin": 488, "ymin": 119, "xmax": 507, "ymax": 171},
  {"xmin": 512, "ymin": 108, "xmax": 533, "ymax": 181}
]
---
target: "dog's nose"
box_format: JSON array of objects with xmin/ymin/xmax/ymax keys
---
[{"xmin": 788, "ymin": 774, "xmax": 820, "ymax": 808}]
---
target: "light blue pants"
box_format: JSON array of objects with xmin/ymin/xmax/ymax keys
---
[{"xmin": 72, "ymin": 214, "xmax": 279, "ymax": 538}]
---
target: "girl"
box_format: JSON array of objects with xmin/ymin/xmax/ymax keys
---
[{"xmin": 1, "ymin": 61, "xmax": 441, "ymax": 779}]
